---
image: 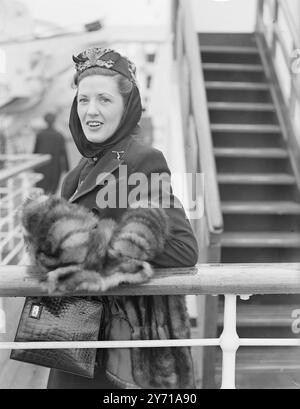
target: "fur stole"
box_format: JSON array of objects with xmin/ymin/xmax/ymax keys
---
[{"xmin": 21, "ymin": 191, "xmax": 169, "ymax": 294}]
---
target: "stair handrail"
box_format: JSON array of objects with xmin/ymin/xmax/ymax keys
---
[
  {"xmin": 277, "ymin": 0, "xmax": 300, "ymax": 51},
  {"xmin": 257, "ymin": 0, "xmax": 300, "ymax": 113},
  {"xmin": 175, "ymin": 0, "xmax": 223, "ymax": 241},
  {"xmin": 256, "ymin": 0, "xmax": 300, "ymax": 186},
  {"xmin": 257, "ymin": 0, "xmax": 300, "ymax": 50}
]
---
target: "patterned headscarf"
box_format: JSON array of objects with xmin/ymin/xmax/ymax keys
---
[
  {"xmin": 69, "ymin": 47, "xmax": 142, "ymax": 158},
  {"xmin": 73, "ymin": 47, "xmax": 137, "ymax": 87}
]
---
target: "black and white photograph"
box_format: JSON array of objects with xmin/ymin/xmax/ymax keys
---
[{"xmin": 0, "ymin": 0, "xmax": 300, "ymax": 391}]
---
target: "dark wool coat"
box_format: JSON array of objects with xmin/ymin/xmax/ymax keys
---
[
  {"xmin": 59, "ymin": 133, "xmax": 198, "ymax": 389},
  {"xmin": 34, "ymin": 126, "xmax": 69, "ymax": 194}
]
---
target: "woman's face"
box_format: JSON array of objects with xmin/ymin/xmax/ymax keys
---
[{"xmin": 77, "ymin": 75, "xmax": 124, "ymax": 144}]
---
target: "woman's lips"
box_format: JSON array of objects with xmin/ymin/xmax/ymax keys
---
[{"xmin": 86, "ymin": 120, "xmax": 104, "ymax": 130}]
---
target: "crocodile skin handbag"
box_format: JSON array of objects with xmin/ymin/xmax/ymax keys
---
[{"xmin": 10, "ymin": 296, "xmax": 104, "ymax": 378}]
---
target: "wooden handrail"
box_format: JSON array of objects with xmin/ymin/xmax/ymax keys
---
[
  {"xmin": 178, "ymin": 0, "xmax": 223, "ymax": 238},
  {"xmin": 273, "ymin": 26, "xmax": 300, "ymax": 103},
  {"xmin": 1, "ymin": 263, "xmax": 300, "ymax": 296},
  {"xmin": 257, "ymin": 0, "xmax": 300, "ymax": 103},
  {"xmin": 277, "ymin": 0, "xmax": 300, "ymax": 50},
  {"xmin": 262, "ymin": 0, "xmax": 300, "ymax": 50},
  {"xmin": 257, "ymin": 0, "xmax": 300, "ymax": 189},
  {"xmin": 0, "ymin": 154, "xmax": 51, "ymax": 183}
]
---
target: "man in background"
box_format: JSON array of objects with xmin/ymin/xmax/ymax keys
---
[{"xmin": 34, "ymin": 112, "xmax": 69, "ymax": 194}]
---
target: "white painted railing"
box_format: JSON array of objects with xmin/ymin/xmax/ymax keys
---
[
  {"xmin": 0, "ymin": 154, "xmax": 50, "ymax": 337},
  {"xmin": 0, "ymin": 154, "xmax": 50, "ymax": 266},
  {"xmin": 0, "ymin": 263, "xmax": 300, "ymax": 389}
]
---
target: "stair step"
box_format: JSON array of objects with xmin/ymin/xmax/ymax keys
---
[
  {"xmin": 215, "ymin": 148, "xmax": 287, "ymax": 158},
  {"xmin": 205, "ymin": 81, "xmax": 269, "ymax": 90},
  {"xmin": 222, "ymin": 201, "xmax": 300, "ymax": 214},
  {"xmin": 213, "ymin": 132, "xmax": 282, "ymax": 148},
  {"xmin": 210, "ymin": 110, "xmax": 278, "ymax": 125},
  {"xmin": 222, "ymin": 247, "xmax": 300, "ymax": 263},
  {"xmin": 220, "ymin": 183, "xmax": 298, "ymax": 202},
  {"xmin": 203, "ymin": 63, "xmax": 264, "ymax": 72},
  {"xmin": 235, "ymin": 348, "xmax": 300, "ymax": 372},
  {"xmin": 216, "ymin": 347, "xmax": 300, "ymax": 376},
  {"xmin": 215, "ymin": 347, "xmax": 300, "ymax": 388},
  {"xmin": 216, "ymin": 156, "xmax": 290, "ymax": 174},
  {"xmin": 221, "ymin": 232, "xmax": 300, "ymax": 247},
  {"xmin": 202, "ymin": 49, "xmax": 262, "ymax": 65},
  {"xmin": 207, "ymin": 88, "xmax": 272, "ymax": 103},
  {"xmin": 203, "ymin": 68, "xmax": 267, "ymax": 83},
  {"xmin": 208, "ymin": 102, "xmax": 274, "ymax": 111},
  {"xmin": 211, "ymin": 124, "xmax": 281, "ymax": 133},
  {"xmin": 218, "ymin": 305, "xmax": 299, "ymax": 327},
  {"xmin": 218, "ymin": 173, "xmax": 296, "ymax": 185},
  {"xmin": 216, "ymin": 370, "xmax": 300, "ymax": 389},
  {"xmin": 201, "ymin": 45, "xmax": 258, "ymax": 54},
  {"xmin": 198, "ymin": 33, "xmax": 257, "ymax": 48},
  {"xmin": 223, "ymin": 212, "xmax": 300, "ymax": 233}
]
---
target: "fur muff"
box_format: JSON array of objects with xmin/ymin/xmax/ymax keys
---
[{"xmin": 21, "ymin": 192, "xmax": 169, "ymax": 294}]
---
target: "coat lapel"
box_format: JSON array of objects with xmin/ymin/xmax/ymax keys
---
[
  {"xmin": 61, "ymin": 158, "xmax": 87, "ymax": 200},
  {"xmin": 69, "ymin": 136, "xmax": 133, "ymax": 203}
]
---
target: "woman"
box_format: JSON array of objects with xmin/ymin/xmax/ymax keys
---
[{"xmin": 47, "ymin": 48, "xmax": 198, "ymax": 389}]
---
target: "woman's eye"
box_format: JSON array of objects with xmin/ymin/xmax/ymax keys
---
[
  {"xmin": 99, "ymin": 97, "xmax": 110, "ymax": 103},
  {"xmin": 79, "ymin": 98, "xmax": 88, "ymax": 103}
]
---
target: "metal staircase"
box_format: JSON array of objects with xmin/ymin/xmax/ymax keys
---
[{"xmin": 200, "ymin": 32, "xmax": 300, "ymax": 388}]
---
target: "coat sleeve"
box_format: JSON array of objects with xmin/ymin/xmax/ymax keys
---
[
  {"xmin": 59, "ymin": 134, "xmax": 70, "ymax": 173},
  {"xmin": 132, "ymin": 149, "xmax": 199, "ymax": 268}
]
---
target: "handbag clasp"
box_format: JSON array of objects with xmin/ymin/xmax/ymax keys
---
[{"xmin": 29, "ymin": 304, "xmax": 43, "ymax": 320}]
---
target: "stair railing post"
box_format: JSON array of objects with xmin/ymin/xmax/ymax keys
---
[
  {"xmin": 271, "ymin": 0, "xmax": 279, "ymax": 59},
  {"xmin": 0, "ymin": 177, "xmax": 9, "ymax": 335},
  {"xmin": 0, "ymin": 298, "xmax": 5, "ymax": 334},
  {"xmin": 256, "ymin": 0, "xmax": 264, "ymax": 32},
  {"xmin": 220, "ymin": 294, "xmax": 239, "ymax": 389},
  {"xmin": 19, "ymin": 172, "xmax": 30, "ymax": 264},
  {"xmin": 6, "ymin": 177, "xmax": 13, "ymax": 253}
]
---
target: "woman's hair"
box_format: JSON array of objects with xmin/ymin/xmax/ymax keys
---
[{"xmin": 74, "ymin": 67, "xmax": 133, "ymax": 100}]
